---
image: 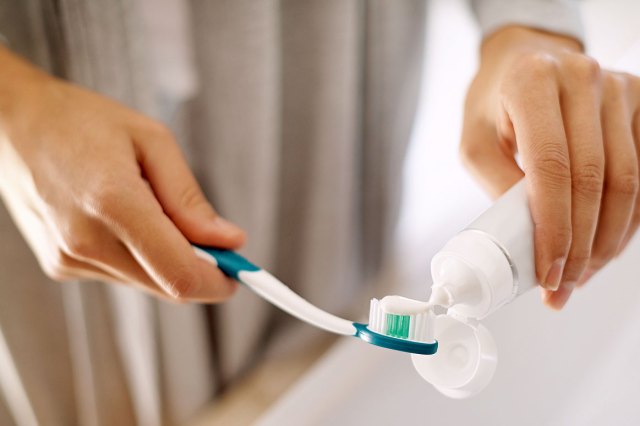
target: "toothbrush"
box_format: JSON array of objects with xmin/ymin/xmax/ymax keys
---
[{"xmin": 193, "ymin": 245, "xmax": 438, "ymax": 355}]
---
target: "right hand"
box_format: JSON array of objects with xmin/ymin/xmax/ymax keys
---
[
  {"xmin": 0, "ymin": 46, "xmax": 246, "ymax": 303},
  {"xmin": 461, "ymin": 28, "xmax": 640, "ymax": 310}
]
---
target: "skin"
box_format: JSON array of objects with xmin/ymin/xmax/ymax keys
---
[
  {"xmin": 463, "ymin": 27, "xmax": 640, "ymax": 310},
  {"xmin": 0, "ymin": 45, "xmax": 246, "ymax": 303}
]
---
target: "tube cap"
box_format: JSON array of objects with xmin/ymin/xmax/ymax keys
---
[{"xmin": 411, "ymin": 315, "xmax": 497, "ymax": 398}]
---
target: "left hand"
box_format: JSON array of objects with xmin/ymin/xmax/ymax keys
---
[{"xmin": 461, "ymin": 26, "xmax": 640, "ymax": 310}]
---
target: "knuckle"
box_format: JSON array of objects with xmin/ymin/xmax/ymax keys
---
[
  {"xmin": 162, "ymin": 266, "xmax": 200, "ymax": 299},
  {"xmin": 608, "ymin": 171, "xmax": 639, "ymax": 197},
  {"xmin": 144, "ymin": 121, "xmax": 175, "ymax": 143},
  {"xmin": 529, "ymin": 145, "xmax": 572, "ymax": 184},
  {"xmin": 555, "ymin": 225, "xmax": 574, "ymax": 245},
  {"xmin": 565, "ymin": 55, "xmax": 601, "ymax": 83},
  {"xmin": 538, "ymin": 158, "xmax": 572, "ymax": 181},
  {"xmin": 568, "ymin": 253, "xmax": 591, "ymax": 267},
  {"xmin": 85, "ymin": 183, "xmax": 126, "ymax": 223},
  {"xmin": 514, "ymin": 53, "xmax": 558, "ymax": 81},
  {"xmin": 603, "ymin": 72, "xmax": 628, "ymax": 97},
  {"xmin": 87, "ymin": 184, "xmax": 117, "ymax": 211},
  {"xmin": 63, "ymin": 234, "xmax": 97, "ymax": 259},
  {"xmin": 573, "ymin": 163, "xmax": 605, "ymax": 197},
  {"xmin": 536, "ymin": 222, "xmax": 573, "ymax": 251},
  {"xmin": 556, "ymin": 227, "xmax": 574, "ymax": 249}
]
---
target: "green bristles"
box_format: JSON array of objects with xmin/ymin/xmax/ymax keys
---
[{"xmin": 385, "ymin": 313, "xmax": 410, "ymax": 339}]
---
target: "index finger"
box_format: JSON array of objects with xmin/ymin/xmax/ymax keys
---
[
  {"xmin": 86, "ymin": 179, "xmax": 237, "ymax": 302},
  {"xmin": 503, "ymin": 61, "xmax": 572, "ymax": 290}
]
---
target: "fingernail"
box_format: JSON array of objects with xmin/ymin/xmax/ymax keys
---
[
  {"xmin": 543, "ymin": 258, "xmax": 565, "ymax": 291},
  {"xmin": 166, "ymin": 275, "xmax": 201, "ymax": 300}
]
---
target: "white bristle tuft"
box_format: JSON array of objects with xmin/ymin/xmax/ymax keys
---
[
  {"xmin": 368, "ymin": 298, "xmax": 382, "ymax": 334},
  {"xmin": 368, "ymin": 298, "xmax": 376, "ymax": 330},
  {"xmin": 409, "ymin": 314, "xmax": 416, "ymax": 340},
  {"xmin": 417, "ymin": 312, "xmax": 425, "ymax": 341},
  {"xmin": 367, "ymin": 296, "xmax": 435, "ymax": 343}
]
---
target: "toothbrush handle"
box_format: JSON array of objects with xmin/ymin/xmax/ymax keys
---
[
  {"xmin": 193, "ymin": 246, "xmax": 356, "ymax": 336},
  {"xmin": 194, "ymin": 246, "xmax": 261, "ymax": 280}
]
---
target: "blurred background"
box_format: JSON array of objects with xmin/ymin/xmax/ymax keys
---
[{"xmin": 192, "ymin": 0, "xmax": 640, "ymax": 424}]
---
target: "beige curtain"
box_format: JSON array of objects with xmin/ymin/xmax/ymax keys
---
[{"xmin": 0, "ymin": 1, "xmax": 426, "ymax": 424}]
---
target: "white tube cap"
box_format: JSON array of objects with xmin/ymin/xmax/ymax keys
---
[{"xmin": 411, "ymin": 315, "xmax": 497, "ymax": 399}]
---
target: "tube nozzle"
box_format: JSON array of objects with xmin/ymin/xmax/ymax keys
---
[{"xmin": 429, "ymin": 285, "xmax": 454, "ymax": 308}]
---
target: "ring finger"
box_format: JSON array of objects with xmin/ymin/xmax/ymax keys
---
[{"xmin": 583, "ymin": 73, "xmax": 639, "ymax": 283}]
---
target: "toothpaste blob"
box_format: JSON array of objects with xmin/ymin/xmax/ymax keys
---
[{"xmin": 368, "ymin": 296, "xmax": 435, "ymax": 343}]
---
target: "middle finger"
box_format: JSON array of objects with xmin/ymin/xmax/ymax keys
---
[{"xmin": 558, "ymin": 58, "xmax": 605, "ymax": 290}]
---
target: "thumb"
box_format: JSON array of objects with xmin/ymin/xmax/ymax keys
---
[
  {"xmin": 133, "ymin": 124, "xmax": 246, "ymax": 249},
  {"xmin": 460, "ymin": 113, "xmax": 524, "ymax": 198}
]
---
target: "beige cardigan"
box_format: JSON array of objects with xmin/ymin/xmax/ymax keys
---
[{"xmin": 0, "ymin": 1, "xmax": 581, "ymax": 425}]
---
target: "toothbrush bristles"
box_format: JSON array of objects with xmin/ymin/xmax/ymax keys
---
[{"xmin": 367, "ymin": 297, "xmax": 434, "ymax": 343}]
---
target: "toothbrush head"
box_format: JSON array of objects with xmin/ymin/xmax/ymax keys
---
[{"xmin": 354, "ymin": 296, "xmax": 438, "ymax": 355}]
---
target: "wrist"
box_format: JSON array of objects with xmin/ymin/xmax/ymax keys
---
[{"xmin": 480, "ymin": 26, "xmax": 582, "ymax": 70}]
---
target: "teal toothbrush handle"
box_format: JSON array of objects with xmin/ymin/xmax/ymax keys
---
[
  {"xmin": 193, "ymin": 245, "xmax": 260, "ymax": 279},
  {"xmin": 192, "ymin": 244, "xmax": 357, "ymax": 336}
]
